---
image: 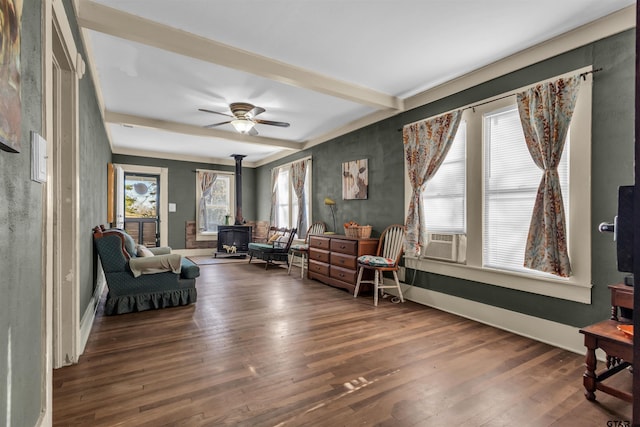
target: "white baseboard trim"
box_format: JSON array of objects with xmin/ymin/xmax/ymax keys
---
[
  {"xmin": 79, "ymin": 265, "xmax": 106, "ymax": 355},
  {"xmin": 384, "ymin": 280, "xmax": 601, "ymax": 359}
]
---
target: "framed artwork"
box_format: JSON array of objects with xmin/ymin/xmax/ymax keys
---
[
  {"xmin": 342, "ymin": 159, "xmax": 368, "ymax": 200},
  {"xmin": 0, "ymin": 0, "xmax": 23, "ymax": 153}
]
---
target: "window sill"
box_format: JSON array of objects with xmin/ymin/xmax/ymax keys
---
[{"xmin": 403, "ymin": 256, "xmax": 591, "ymax": 304}]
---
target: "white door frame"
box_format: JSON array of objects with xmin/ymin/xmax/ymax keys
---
[
  {"xmin": 114, "ymin": 163, "xmax": 169, "ymax": 247},
  {"xmin": 41, "ymin": 2, "xmax": 86, "ymax": 425}
]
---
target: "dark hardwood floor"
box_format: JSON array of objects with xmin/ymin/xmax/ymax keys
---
[{"xmin": 53, "ymin": 262, "xmax": 632, "ymax": 426}]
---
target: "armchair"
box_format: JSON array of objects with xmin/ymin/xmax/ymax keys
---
[
  {"xmin": 247, "ymin": 227, "xmax": 297, "ymax": 270},
  {"xmin": 93, "ymin": 225, "xmax": 199, "ymax": 315}
]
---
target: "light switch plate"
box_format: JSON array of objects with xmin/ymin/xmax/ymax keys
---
[
  {"xmin": 31, "ymin": 132, "xmax": 47, "ymax": 183},
  {"xmin": 168, "ymin": 203, "xmax": 176, "ymax": 212}
]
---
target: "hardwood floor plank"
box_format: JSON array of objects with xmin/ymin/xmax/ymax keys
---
[{"xmin": 53, "ymin": 263, "xmax": 632, "ymax": 426}]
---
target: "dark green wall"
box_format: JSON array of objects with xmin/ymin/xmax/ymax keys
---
[
  {"xmin": 1, "ymin": 1, "xmax": 43, "ymax": 425},
  {"xmin": 112, "ymin": 155, "xmax": 257, "ymax": 249},
  {"xmin": 258, "ymin": 29, "xmax": 635, "ymax": 328}
]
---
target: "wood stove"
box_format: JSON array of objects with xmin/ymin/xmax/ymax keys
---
[
  {"xmin": 215, "ymin": 225, "xmax": 252, "ymax": 258},
  {"xmin": 214, "ymin": 154, "xmax": 252, "ymax": 258}
]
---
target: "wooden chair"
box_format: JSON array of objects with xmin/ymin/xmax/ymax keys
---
[
  {"xmin": 247, "ymin": 227, "xmax": 297, "ymax": 270},
  {"xmin": 288, "ymin": 221, "xmax": 326, "ymax": 278},
  {"xmin": 353, "ymin": 224, "xmax": 406, "ymax": 306}
]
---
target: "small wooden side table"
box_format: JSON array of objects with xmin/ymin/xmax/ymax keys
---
[{"xmin": 579, "ymin": 319, "xmax": 632, "ymax": 402}]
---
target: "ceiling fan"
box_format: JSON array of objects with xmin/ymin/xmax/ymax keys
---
[{"xmin": 199, "ymin": 102, "xmax": 290, "ymax": 136}]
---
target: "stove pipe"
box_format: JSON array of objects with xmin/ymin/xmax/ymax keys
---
[{"xmin": 232, "ymin": 154, "xmax": 246, "ymax": 225}]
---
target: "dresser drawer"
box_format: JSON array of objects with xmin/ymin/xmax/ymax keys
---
[
  {"xmin": 309, "ymin": 235, "xmax": 330, "ymax": 250},
  {"xmin": 309, "ymin": 248, "xmax": 330, "ymax": 263},
  {"xmin": 330, "ymin": 265, "xmax": 358, "ymax": 283},
  {"xmin": 331, "ymin": 252, "xmax": 357, "ymax": 269},
  {"xmin": 330, "ymin": 238, "xmax": 358, "ymax": 255},
  {"xmin": 309, "ymin": 260, "xmax": 330, "ymax": 276}
]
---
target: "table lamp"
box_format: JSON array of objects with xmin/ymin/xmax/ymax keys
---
[{"xmin": 324, "ymin": 197, "xmax": 337, "ymax": 233}]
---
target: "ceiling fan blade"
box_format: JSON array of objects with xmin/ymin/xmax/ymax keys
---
[
  {"xmin": 198, "ymin": 108, "xmax": 234, "ymax": 118},
  {"xmin": 246, "ymin": 106, "xmax": 265, "ymax": 119},
  {"xmin": 204, "ymin": 121, "xmax": 232, "ymax": 128},
  {"xmin": 254, "ymin": 119, "xmax": 290, "ymax": 128}
]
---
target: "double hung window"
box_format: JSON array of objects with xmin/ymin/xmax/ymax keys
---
[
  {"xmin": 483, "ymin": 106, "xmax": 568, "ymax": 275},
  {"xmin": 196, "ymin": 170, "xmax": 234, "ymax": 240}
]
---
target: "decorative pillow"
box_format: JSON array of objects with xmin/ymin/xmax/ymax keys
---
[
  {"xmin": 358, "ymin": 255, "xmax": 395, "ymax": 267},
  {"xmin": 274, "ymin": 235, "xmax": 289, "ymax": 249},
  {"xmin": 136, "ymin": 244, "xmax": 155, "ymax": 257},
  {"xmin": 290, "ymin": 243, "xmax": 309, "ymax": 251},
  {"xmin": 268, "ymin": 233, "xmax": 282, "ymax": 244}
]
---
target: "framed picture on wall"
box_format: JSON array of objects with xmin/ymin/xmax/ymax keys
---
[
  {"xmin": 0, "ymin": 0, "xmax": 23, "ymax": 153},
  {"xmin": 342, "ymin": 159, "xmax": 368, "ymax": 200}
]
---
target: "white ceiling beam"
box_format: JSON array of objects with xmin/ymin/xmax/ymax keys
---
[
  {"xmin": 110, "ymin": 146, "xmax": 260, "ymax": 167},
  {"xmin": 104, "ymin": 111, "xmax": 302, "ymax": 150},
  {"xmin": 77, "ymin": 0, "xmax": 402, "ymax": 111}
]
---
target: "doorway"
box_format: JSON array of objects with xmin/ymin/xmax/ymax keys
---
[
  {"xmin": 114, "ymin": 164, "xmax": 169, "ymax": 248},
  {"xmin": 124, "ymin": 173, "xmax": 160, "ymax": 247}
]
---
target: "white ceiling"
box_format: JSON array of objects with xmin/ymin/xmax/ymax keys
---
[{"xmin": 76, "ymin": 0, "xmax": 635, "ymax": 166}]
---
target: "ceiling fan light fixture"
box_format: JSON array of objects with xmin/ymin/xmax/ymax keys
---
[{"xmin": 231, "ymin": 119, "xmax": 255, "ymax": 134}]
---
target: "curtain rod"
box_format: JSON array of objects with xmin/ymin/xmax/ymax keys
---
[
  {"xmin": 461, "ymin": 67, "xmax": 602, "ymax": 112},
  {"xmin": 269, "ymin": 155, "xmax": 312, "ymax": 171},
  {"xmin": 398, "ymin": 67, "xmax": 602, "ymax": 131}
]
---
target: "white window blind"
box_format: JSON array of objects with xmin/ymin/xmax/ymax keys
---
[
  {"xmin": 483, "ymin": 105, "xmax": 568, "ymax": 274},
  {"xmin": 422, "ymin": 120, "xmax": 467, "ymax": 233},
  {"xmin": 276, "ymin": 168, "xmax": 290, "ymax": 228},
  {"xmin": 274, "ymin": 163, "xmax": 311, "ymax": 232}
]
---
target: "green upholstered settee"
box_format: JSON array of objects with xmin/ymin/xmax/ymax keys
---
[{"xmin": 93, "ymin": 225, "xmax": 199, "ymax": 315}]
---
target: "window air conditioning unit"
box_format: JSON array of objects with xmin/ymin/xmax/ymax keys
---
[{"xmin": 424, "ymin": 233, "xmax": 464, "ymax": 263}]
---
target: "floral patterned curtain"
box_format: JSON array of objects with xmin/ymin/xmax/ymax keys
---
[
  {"xmin": 290, "ymin": 159, "xmax": 309, "ymax": 236},
  {"xmin": 403, "ymin": 110, "xmax": 462, "ymax": 256},
  {"xmin": 269, "ymin": 167, "xmax": 278, "ymax": 226},
  {"xmin": 197, "ymin": 171, "xmax": 217, "ymax": 231},
  {"xmin": 516, "ymin": 76, "xmax": 580, "ymax": 277}
]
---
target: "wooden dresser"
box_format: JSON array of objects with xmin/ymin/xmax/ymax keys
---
[{"xmin": 308, "ymin": 234, "xmax": 378, "ymax": 293}]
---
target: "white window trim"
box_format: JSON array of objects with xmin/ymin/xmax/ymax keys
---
[
  {"xmin": 195, "ymin": 170, "xmax": 235, "ymax": 241},
  {"xmin": 404, "ymin": 67, "xmax": 592, "ymax": 304}
]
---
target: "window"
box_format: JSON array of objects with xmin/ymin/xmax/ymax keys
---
[
  {"xmin": 422, "ymin": 120, "xmax": 466, "ymax": 234},
  {"xmin": 404, "ymin": 68, "xmax": 592, "ymax": 303},
  {"xmin": 196, "ymin": 170, "xmax": 234, "ymax": 240},
  {"xmin": 275, "ymin": 167, "xmax": 292, "ymax": 228},
  {"xmin": 273, "ymin": 158, "xmax": 312, "ymax": 236},
  {"xmin": 483, "ymin": 106, "xmax": 568, "ymax": 275}
]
